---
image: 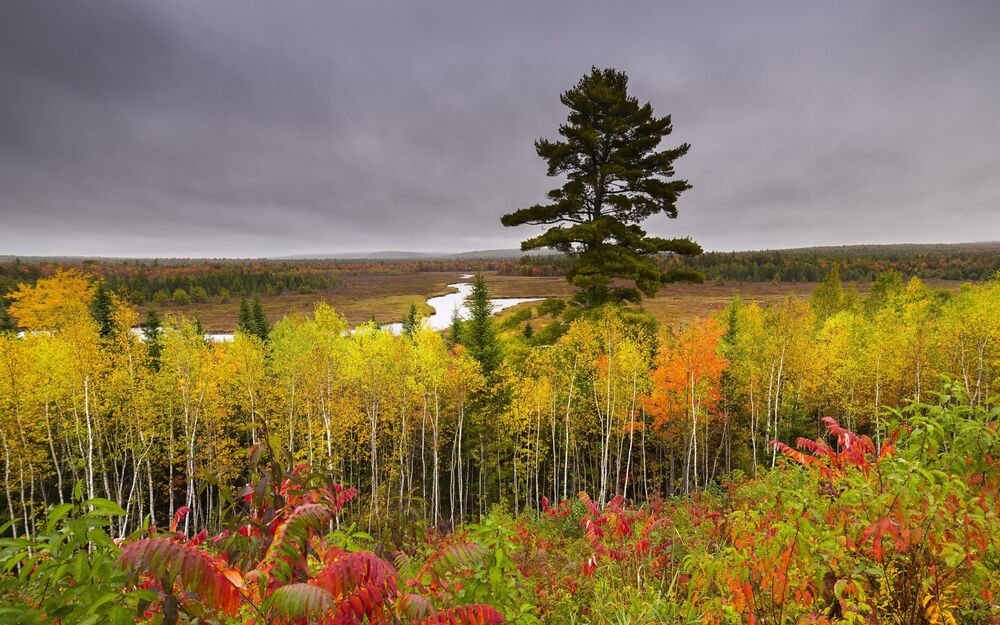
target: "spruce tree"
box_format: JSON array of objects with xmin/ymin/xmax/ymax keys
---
[
  {"xmin": 237, "ymin": 298, "xmax": 254, "ymax": 335},
  {"xmin": 463, "ymin": 274, "xmax": 502, "ymax": 379},
  {"xmin": 142, "ymin": 309, "xmax": 162, "ymax": 366},
  {"xmin": 91, "ymin": 281, "xmax": 114, "ymax": 337},
  {"xmin": 402, "ymin": 303, "xmax": 419, "ymax": 337},
  {"xmin": 250, "ymin": 295, "xmax": 269, "ymax": 341},
  {"xmin": 502, "ymin": 67, "xmax": 701, "ymax": 305},
  {"xmin": 449, "ymin": 306, "xmax": 464, "ymax": 344}
]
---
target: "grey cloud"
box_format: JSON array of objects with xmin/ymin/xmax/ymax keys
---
[{"xmin": 0, "ymin": 0, "xmax": 998, "ymax": 257}]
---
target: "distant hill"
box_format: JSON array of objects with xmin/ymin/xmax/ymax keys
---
[{"xmin": 2, "ymin": 242, "xmax": 996, "ymax": 263}]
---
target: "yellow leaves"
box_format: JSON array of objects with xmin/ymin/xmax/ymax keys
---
[
  {"xmin": 921, "ymin": 586, "xmax": 958, "ymax": 625},
  {"xmin": 7, "ymin": 268, "xmax": 95, "ymax": 331}
]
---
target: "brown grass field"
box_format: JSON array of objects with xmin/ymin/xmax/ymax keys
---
[{"xmin": 142, "ymin": 271, "xmax": 966, "ymax": 332}]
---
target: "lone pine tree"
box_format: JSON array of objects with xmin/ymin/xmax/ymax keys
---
[{"xmin": 502, "ymin": 67, "xmax": 702, "ymax": 304}]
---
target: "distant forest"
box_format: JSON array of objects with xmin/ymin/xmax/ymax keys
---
[
  {"xmin": 1, "ymin": 243, "xmax": 997, "ymax": 305},
  {"xmin": 0, "ymin": 258, "xmax": 512, "ymax": 304},
  {"xmin": 510, "ymin": 242, "xmax": 1000, "ymax": 282}
]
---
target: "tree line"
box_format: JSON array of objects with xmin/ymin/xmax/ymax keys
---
[
  {"xmin": 502, "ymin": 243, "xmax": 1000, "ymax": 283},
  {"xmin": 668, "ymin": 243, "xmax": 1000, "ymax": 282}
]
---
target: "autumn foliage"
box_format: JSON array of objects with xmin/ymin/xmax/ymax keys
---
[
  {"xmin": 0, "ymin": 267, "xmax": 998, "ymax": 623},
  {"xmin": 112, "ymin": 446, "xmax": 504, "ymax": 625}
]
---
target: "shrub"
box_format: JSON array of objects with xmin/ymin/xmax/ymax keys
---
[
  {"xmin": 171, "ymin": 288, "xmax": 190, "ymax": 305},
  {"xmin": 189, "ymin": 286, "xmax": 208, "ymax": 303}
]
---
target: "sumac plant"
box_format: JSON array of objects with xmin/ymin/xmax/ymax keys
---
[
  {"xmin": 690, "ymin": 385, "xmax": 1000, "ymax": 624},
  {"xmin": 116, "ymin": 440, "xmax": 504, "ymax": 625}
]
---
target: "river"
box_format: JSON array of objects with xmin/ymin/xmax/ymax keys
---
[
  {"xmin": 382, "ymin": 274, "xmax": 542, "ymax": 334},
  {"xmin": 133, "ymin": 274, "xmax": 542, "ymax": 341}
]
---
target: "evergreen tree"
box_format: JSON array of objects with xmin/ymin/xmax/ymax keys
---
[
  {"xmin": 237, "ymin": 298, "xmax": 254, "ymax": 335},
  {"xmin": 522, "ymin": 321, "xmax": 534, "ymax": 340},
  {"xmin": 142, "ymin": 309, "xmax": 162, "ymax": 367},
  {"xmin": 0, "ymin": 300, "xmax": 14, "ymax": 334},
  {"xmin": 463, "ymin": 274, "xmax": 502, "ymax": 379},
  {"xmin": 401, "ymin": 303, "xmax": 419, "ymax": 337},
  {"xmin": 90, "ymin": 281, "xmax": 114, "ymax": 338},
  {"xmin": 449, "ymin": 306, "xmax": 464, "ymax": 344},
  {"xmin": 250, "ymin": 295, "xmax": 269, "ymax": 341},
  {"xmin": 502, "ymin": 67, "xmax": 701, "ymax": 305}
]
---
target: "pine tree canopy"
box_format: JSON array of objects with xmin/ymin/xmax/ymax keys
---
[{"xmin": 502, "ymin": 67, "xmax": 702, "ymax": 304}]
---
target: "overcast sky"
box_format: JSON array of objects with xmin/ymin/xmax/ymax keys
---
[{"xmin": 1, "ymin": 1, "xmax": 998, "ymax": 258}]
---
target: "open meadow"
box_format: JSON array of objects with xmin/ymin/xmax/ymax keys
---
[{"xmin": 136, "ymin": 269, "xmax": 969, "ymax": 331}]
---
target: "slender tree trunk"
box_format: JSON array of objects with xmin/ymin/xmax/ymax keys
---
[{"xmin": 2, "ymin": 431, "xmax": 17, "ymax": 538}]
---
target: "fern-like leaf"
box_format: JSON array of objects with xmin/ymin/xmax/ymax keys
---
[
  {"xmin": 314, "ymin": 550, "xmax": 398, "ymax": 599},
  {"xmin": 417, "ymin": 542, "xmax": 487, "ymax": 585},
  {"xmin": 266, "ymin": 582, "xmax": 336, "ymax": 623},
  {"xmin": 795, "ymin": 437, "xmax": 832, "ymax": 458},
  {"xmin": 397, "ymin": 593, "xmax": 435, "ymax": 622},
  {"xmin": 117, "ymin": 537, "xmax": 243, "ymax": 614},
  {"xmin": 772, "ymin": 440, "xmax": 816, "ymax": 466},
  {"xmin": 420, "ymin": 604, "xmax": 505, "ymax": 625},
  {"xmin": 261, "ymin": 503, "xmax": 334, "ymax": 582}
]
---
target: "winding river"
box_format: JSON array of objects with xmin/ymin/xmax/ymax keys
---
[
  {"xmin": 382, "ymin": 274, "xmax": 542, "ymax": 334},
  {"xmin": 140, "ymin": 275, "xmax": 542, "ymax": 342}
]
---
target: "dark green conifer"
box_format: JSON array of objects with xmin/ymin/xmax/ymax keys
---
[
  {"xmin": 463, "ymin": 274, "xmax": 502, "ymax": 379},
  {"xmin": 502, "ymin": 67, "xmax": 701, "ymax": 305},
  {"xmin": 250, "ymin": 296, "xmax": 269, "ymax": 341},
  {"xmin": 237, "ymin": 298, "xmax": 254, "ymax": 335},
  {"xmin": 449, "ymin": 307, "xmax": 464, "ymax": 345},
  {"xmin": 0, "ymin": 300, "xmax": 14, "ymax": 334},
  {"xmin": 402, "ymin": 303, "xmax": 419, "ymax": 337},
  {"xmin": 91, "ymin": 281, "xmax": 114, "ymax": 338},
  {"xmin": 142, "ymin": 309, "xmax": 162, "ymax": 367}
]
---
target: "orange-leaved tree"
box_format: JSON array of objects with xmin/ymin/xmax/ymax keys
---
[{"xmin": 645, "ymin": 317, "xmax": 728, "ymax": 494}]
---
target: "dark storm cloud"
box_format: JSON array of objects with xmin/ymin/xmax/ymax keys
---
[{"xmin": 1, "ymin": 0, "xmax": 998, "ymax": 257}]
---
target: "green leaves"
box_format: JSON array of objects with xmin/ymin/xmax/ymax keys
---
[
  {"xmin": 266, "ymin": 583, "xmax": 336, "ymax": 622},
  {"xmin": 0, "ymin": 495, "xmax": 141, "ymax": 625},
  {"xmin": 85, "ymin": 498, "xmax": 127, "ymax": 517}
]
